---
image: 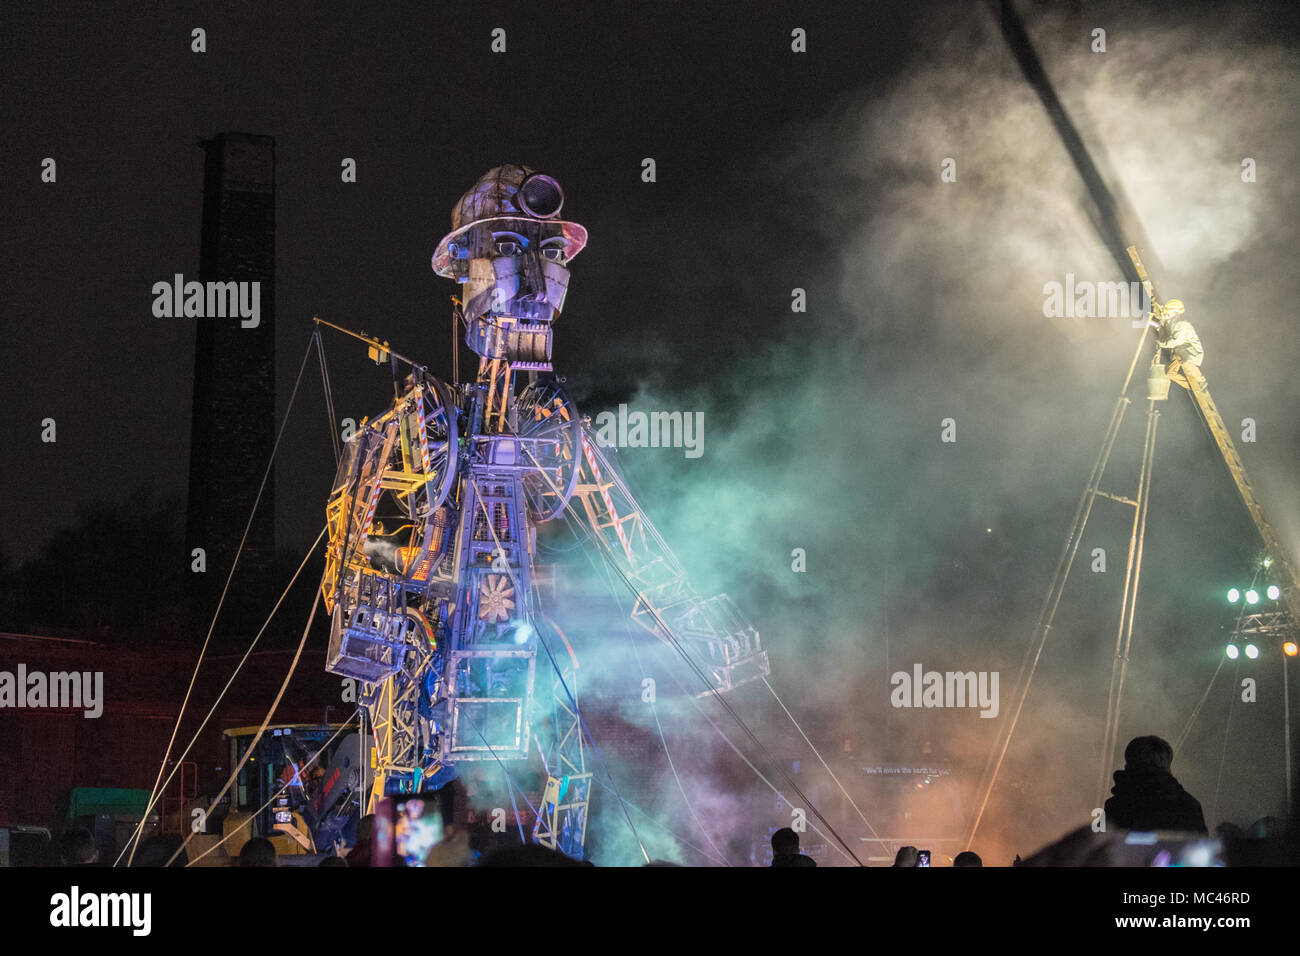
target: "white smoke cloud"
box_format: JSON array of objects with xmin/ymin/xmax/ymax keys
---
[{"xmin": 568, "ymin": 1, "xmax": 1300, "ymax": 864}]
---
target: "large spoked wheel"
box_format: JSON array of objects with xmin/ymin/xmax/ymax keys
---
[
  {"xmin": 402, "ymin": 376, "xmax": 460, "ymax": 519},
  {"xmin": 517, "ymin": 378, "xmax": 581, "ymax": 523}
]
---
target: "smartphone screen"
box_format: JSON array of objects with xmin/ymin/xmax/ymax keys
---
[
  {"xmin": 916, "ymin": 849, "xmax": 931, "ymax": 867},
  {"xmin": 1119, "ymin": 832, "xmax": 1225, "ymax": 867},
  {"xmin": 392, "ymin": 786, "xmax": 454, "ymax": 867}
]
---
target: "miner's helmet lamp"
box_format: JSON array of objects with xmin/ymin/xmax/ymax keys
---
[{"xmin": 432, "ymin": 164, "xmax": 588, "ymax": 277}]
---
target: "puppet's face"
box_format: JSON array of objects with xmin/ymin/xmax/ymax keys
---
[{"xmin": 460, "ymin": 221, "xmax": 571, "ymax": 323}]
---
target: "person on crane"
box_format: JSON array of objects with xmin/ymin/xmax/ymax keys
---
[{"xmin": 1147, "ymin": 299, "xmax": 1202, "ymax": 390}]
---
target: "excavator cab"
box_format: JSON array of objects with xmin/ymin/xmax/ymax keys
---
[{"xmin": 214, "ymin": 724, "xmax": 366, "ymax": 860}]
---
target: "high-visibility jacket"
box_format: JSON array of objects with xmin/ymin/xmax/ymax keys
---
[
  {"xmin": 1157, "ymin": 318, "xmax": 1203, "ymax": 366},
  {"xmin": 280, "ymin": 761, "xmax": 304, "ymax": 788}
]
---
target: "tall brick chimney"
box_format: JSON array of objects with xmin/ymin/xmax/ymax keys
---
[{"xmin": 186, "ymin": 133, "xmax": 276, "ymax": 629}]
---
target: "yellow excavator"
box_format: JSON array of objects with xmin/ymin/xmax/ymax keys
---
[{"xmin": 184, "ymin": 723, "xmax": 366, "ymax": 865}]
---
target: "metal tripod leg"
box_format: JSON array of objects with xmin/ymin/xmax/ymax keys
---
[
  {"xmin": 1096, "ymin": 399, "xmax": 1160, "ymax": 807},
  {"xmin": 965, "ymin": 322, "xmax": 1154, "ymax": 848}
]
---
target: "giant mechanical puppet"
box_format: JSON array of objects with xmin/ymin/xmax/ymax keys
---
[{"xmin": 320, "ymin": 166, "xmax": 769, "ymax": 857}]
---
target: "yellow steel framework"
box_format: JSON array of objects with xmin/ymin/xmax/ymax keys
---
[
  {"xmin": 567, "ymin": 427, "xmax": 769, "ymax": 695},
  {"xmin": 321, "ymin": 380, "xmax": 457, "ymax": 805}
]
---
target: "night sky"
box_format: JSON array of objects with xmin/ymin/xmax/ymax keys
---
[
  {"xmin": 4, "ymin": 0, "xmax": 1299, "ymax": 862},
  {"xmin": 3, "ymin": 0, "xmax": 923, "ymax": 557}
]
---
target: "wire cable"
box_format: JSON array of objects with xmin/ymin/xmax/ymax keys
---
[
  {"xmin": 166, "ymin": 576, "xmax": 327, "ymax": 866},
  {"xmin": 470, "ymin": 478, "xmax": 651, "ymax": 863},
  {"xmin": 761, "ymin": 675, "xmax": 890, "ymax": 850},
  {"xmin": 1209, "ymin": 657, "xmax": 1242, "ymax": 826},
  {"xmin": 184, "ymin": 709, "xmax": 361, "ymax": 866},
  {"xmin": 463, "ymin": 708, "xmax": 543, "ymax": 842},
  {"xmin": 114, "ymin": 526, "xmax": 327, "ymax": 866},
  {"xmin": 618, "ymin": 797, "xmax": 730, "ymax": 867},
  {"xmin": 314, "ymin": 326, "xmax": 342, "ymax": 465},
  {"xmin": 510, "ymin": 418, "xmax": 862, "ymax": 863},
  {"xmin": 601, "ymin": 556, "xmax": 734, "ymax": 865},
  {"xmin": 1173, "ymin": 659, "xmax": 1226, "ymax": 757},
  {"xmin": 670, "ymin": 664, "xmax": 858, "ymax": 865},
  {"xmin": 128, "ymin": 334, "xmax": 318, "ymax": 865},
  {"xmin": 594, "ymin": 542, "xmax": 864, "ymax": 864},
  {"xmin": 507, "ymin": 431, "xmax": 862, "ymax": 864},
  {"xmin": 557, "ymin": 504, "xmax": 730, "ymax": 864}
]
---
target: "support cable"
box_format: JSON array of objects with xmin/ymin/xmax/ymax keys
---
[
  {"xmin": 1173, "ymin": 660, "xmax": 1226, "ymax": 757},
  {"xmin": 114, "ymin": 526, "xmax": 327, "ymax": 866},
  {"xmin": 466, "ymin": 715, "xmax": 541, "ymax": 845},
  {"xmin": 166, "ymin": 577, "xmax": 327, "ymax": 867},
  {"xmin": 510, "ymin": 423, "xmax": 861, "ymax": 864},
  {"xmin": 184, "ymin": 708, "xmax": 360, "ymax": 866},
  {"xmin": 314, "ymin": 326, "xmax": 342, "ymax": 465},
  {"xmin": 1096, "ymin": 400, "xmax": 1161, "ymax": 806},
  {"xmin": 128, "ymin": 334, "xmax": 318, "ymax": 865},
  {"xmin": 560, "ymin": 497, "xmax": 848, "ymax": 864},
  {"xmin": 966, "ymin": 321, "xmax": 1153, "ymax": 849},
  {"xmin": 1209, "ymin": 658, "xmax": 1242, "ymax": 826},
  {"xmin": 761, "ymin": 675, "xmax": 890, "ymax": 850},
  {"xmin": 587, "ymin": 546, "xmax": 733, "ymax": 865},
  {"xmin": 669, "ymin": 664, "xmax": 858, "ymax": 865},
  {"xmin": 470, "ymin": 479, "xmax": 651, "ymax": 863}
]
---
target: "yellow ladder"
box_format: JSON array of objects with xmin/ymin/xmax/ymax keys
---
[
  {"xmin": 1179, "ymin": 364, "xmax": 1300, "ymax": 623},
  {"xmin": 1128, "ymin": 244, "xmax": 1298, "ymax": 623}
]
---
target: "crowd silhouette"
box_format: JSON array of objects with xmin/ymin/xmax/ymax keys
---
[{"xmin": 44, "ymin": 734, "xmax": 1293, "ymax": 867}]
